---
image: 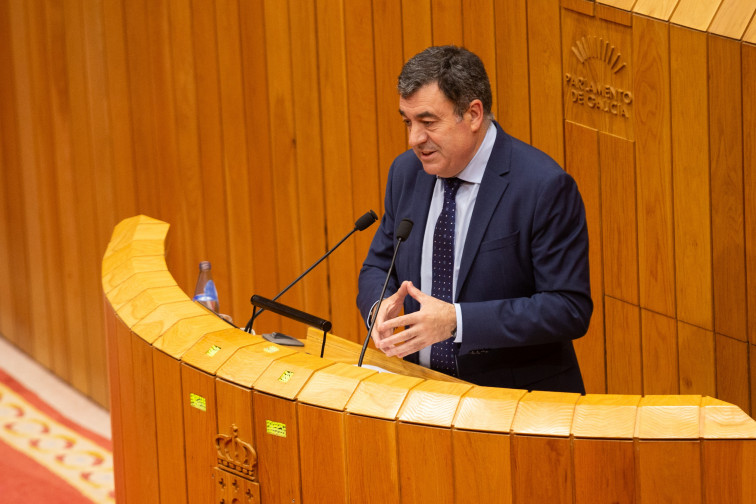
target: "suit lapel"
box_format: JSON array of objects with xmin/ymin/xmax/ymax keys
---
[{"xmin": 456, "ymin": 127, "xmax": 512, "ymax": 300}]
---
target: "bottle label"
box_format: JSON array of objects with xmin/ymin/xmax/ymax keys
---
[{"xmin": 193, "ymin": 280, "xmax": 219, "ymax": 312}]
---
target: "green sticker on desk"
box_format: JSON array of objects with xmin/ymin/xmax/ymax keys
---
[
  {"xmin": 205, "ymin": 344, "xmax": 221, "ymax": 357},
  {"xmin": 190, "ymin": 393, "xmax": 206, "ymax": 412},
  {"xmin": 266, "ymin": 420, "xmax": 286, "ymax": 438},
  {"xmin": 263, "ymin": 346, "xmax": 279, "ymax": 354}
]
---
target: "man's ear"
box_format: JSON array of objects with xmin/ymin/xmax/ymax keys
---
[{"xmin": 466, "ymin": 99, "xmax": 485, "ymax": 132}]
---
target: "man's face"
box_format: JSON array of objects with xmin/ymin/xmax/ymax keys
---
[{"xmin": 399, "ymin": 82, "xmax": 482, "ymax": 178}]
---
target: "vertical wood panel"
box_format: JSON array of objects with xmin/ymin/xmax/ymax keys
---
[
  {"xmin": 574, "ymin": 439, "xmax": 635, "ymax": 504},
  {"xmin": 637, "ymin": 441, "xmax": 702, "ymax": 503},
  {"xmin": 261, "ymin": 0, "xmax": 302, "ymax": 338},
  {"xmin": 527, "ymin": 0, "xmax": 565, "ymax": 165},
  {"xmin": 346, "ymin": 414, "xmax": 400, "ymax": 503},
  {"xmin": 600, "ymin": 133, "xmax": 638, "ymax": 303},
  {"xmin": 298, "ymin": 405, "xmax": 348, "ymax": 503},
  {"xmin": 605, "ymin": 296, "xmax": 642, "ymax": 394},
  {"xmin": 453, "ymin": 430, "xmax": 512, "ymax": 504},
  {"xmin": 716, "ymin": 334, "xmax": 750, "ymax": 415},
  {"xmin": 317, "ymin": 0, "xmax": 362, "ymax": 340},
  {"xmin": 462, "ymin": 0, "xmax": 497, "ymax": 114},
  {"xmin": 744, "ymin": 41, "xmax": 756, "ymax": 348},
  {"xmin": 709, "ymin": 34, "xmax": 747, "ymax": 343},
  {"xmin": 238, "ymin": 0, "xmax": 279, "ymax": 328},
  {"xmin": 565, "ymin": 121, "xmax": 606, "ymax": 393},
  {"xmin": 670, "ymin": 25, "xmax": 713, "ymax": 331},
  {"xmin": 494, "ymin": 0, "xmax": 531, "ymax": 142},
  {"xmin": 703, "ymin": 440, "xmax": 756, "ymax": 503},
  {"xmin": 402, "ymin": 0, "xmax": 432, "ymax": 60},
  {"xmin": 678, "ymin": 321, "xmax": 716, "ymax": 397},
  {"xmin": 345, "ymin": 0, "xmax": 383, "ymax": 337},
  {"xmin": 398, "ymin": 423, "xmax": 454, "ymax": 503},
  {"xmin": 290, "ymin": 0, "xmax": 327, "ymax": 325},
  {"xmin": 632, "ymin": 15, "xmax": 675, "ymax": 316},
  {"xmin": 181, "ymin": 364, "xmax": 218, "ymax": 504},
  {"xmin": 432, "ymin": 0, "xmax": 463, "ymax": 45},
  {"xmin": 253, "ymin": 392, "xmax": 302, "ymax": 504},
  {"xmin": 153, "ymin": 350, "xmax": 187, "ymax": 504},
  {"xmin": 512, "ymin": 435, "xmax": 572, "ymax": 504},
  {"xmin": 215, "ymin": 0, "xmax": 256, "ymax": 323},
  {"xmin": 641, "ymin": 309, "xmax": 679, "ymax": 394}
]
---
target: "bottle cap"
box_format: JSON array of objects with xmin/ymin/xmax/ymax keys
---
[{"xmin": 199, "ymin": 261, "xmax": 211, "ymax": 271}]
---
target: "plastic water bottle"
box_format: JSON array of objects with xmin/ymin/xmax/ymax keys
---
[{"xmin": 192, "ymin": 261, "xmax": 219, "ymax": 312}]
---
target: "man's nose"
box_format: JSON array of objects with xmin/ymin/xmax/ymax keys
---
[{"xmin": 408, "ymin": 125, "xmax": 427, "ymax": 147}]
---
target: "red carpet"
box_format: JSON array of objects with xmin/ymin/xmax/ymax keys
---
[{"xmin": 0, "ymin": 369, "xmax": 114, "ymax": 503}]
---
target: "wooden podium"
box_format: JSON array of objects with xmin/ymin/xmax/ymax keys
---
[{"xmin": 103, "ymin": 216, "xmax": 756, "ymax": 503}]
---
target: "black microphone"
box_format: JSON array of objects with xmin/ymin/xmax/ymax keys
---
[
  {"xmin": 357, "ymin": 218, "xmax": 413, "ymax": 367},
  {"xmin": 250, "ymin": 295, "xmax": 332, "ymax": 357},
  {"xmin": 244, "ymin": 210, "xmax": 378, "ymax": 333}
]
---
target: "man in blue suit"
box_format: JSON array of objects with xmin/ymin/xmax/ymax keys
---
[{"xmin": 357, "ymin": 46, "xmax": 592, "ymax": 393}]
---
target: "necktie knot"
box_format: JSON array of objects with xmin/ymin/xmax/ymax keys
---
[{"xmin": 443, "ymin": 177, "xmax": 462, "ymax": 199}]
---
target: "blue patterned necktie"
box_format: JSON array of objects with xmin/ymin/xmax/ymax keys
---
[{"xmin": 430, "ymin": 177, "xmax": 462, "ymax": 375}]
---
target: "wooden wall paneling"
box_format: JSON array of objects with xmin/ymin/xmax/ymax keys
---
[
  {"xmin": 153, "ymin": 349, "xmax": 188, "ymax": 504},
  {"xmin": 253, "ymin": 391, "xmax": 302, "ymax": 504},
  {"xmin": 189, "ymin": 0, "xmax": 234, "ymax": 327},
  {"xmin": 345, "ymin": 0, "xmax": 383, "ymax": 329},
  {"xmin": 373, "ymin": 0, "xmax": 406, "ymax": 203},
  {"xmin": 298, "ymin": 404, "xmax": 349, "ymax": 503},
  {"xmin": 632, "ymin": 14, "xmax": 675, "ymax": 316},
  {"xmin": 0, "ymin": 0, "xmax": 14, "ymax": 343},
  {"xmin": 345, "ymin": 414, "xmax": 400, "ymax": 503},
  {"xmin": 709, "ymin": 0, "xmax": 756, "ymax": 39},
  {"xmin": 573, "ymin": 439, "xmax": 635, "ymax": 503},
  {"xmin": 122, "ymin": 0, "xmax": 161, "ymax": 216},
  {"xmin": 600, "ymin": 132, "xmax": 638, "ymax": 303},
  {"xmin": 636, "ymin": 440, "xmax": 702, "ymax": 503},
  {"xmin": 289, "ymin": 0, "xmax": 328, "ymax": 324},
  {"xmin": 402, "ymin": 0, "xmax": 433, "ymax": 61},
  {"xmin": 709, "ymin": 34, "xmax": 747, "ymax": 343},
  {"xmin": 641, "ymin": 309, "xmax": 679, "ymax": 394},
  {"xmin": 527, "ymin": 0, "xmax": 565, "ymax": 165},
  {"xmin": 215, "ymin": 379, "xmax": 257, "ymax": 504},
  {"xmin": 3, "ymin": 0, "xmax": 40, "ymax": 356},
  {"xmin": 215, "ymin": 0, "xmax": 257, "ymax": 324},
  {"xmin": 316, "ymin": 0, "xmax": 362, "ymax": 340},
  {"xmin": 238, "ymin": 0, "xmax": 278, "ymax": 329},
  {"xmin": 716, "ymin": 334, "xmax": 750, "ymax": 415},
  {"xmin": 80, "ymin": 0, "xmax": 116, "ymax": 406},
  {"xmin": 703, "ymin": 440, "xmax": 756, "ymax": 503},
  {"xmin": 101, "ymin": 0, "xmax": 137, "ymax": 222},
  {"xmin": 23, "ymin": 0, "xmax": 60, "ymax": 372},
  {"xmin": 165, "ymin": 0, "xmax": 206, "ymax": 302},
  {"xmin": 670, "ymin": 0, "xmax": 723, "ymax": 32},
  {"xmin": 64, "ymin": 0, "xmax": 107, "ymax": 402},
  {"xmin": 431, "ymin": 0, "xmax": 463, "ymax": 45},
  {"xmin": 677, "ymin": 321, "xmax": 716, "ymax": 397},
  {"xmin": 46, "ymin": 0, "xmax": 95, "ymax": 393},
  {"xmin": 462, "ymin": 0, "xmax": 497, "ymax": 114},
  {"xmin": 453, "ymin": 430, "xmax": 512, "ymax": 504},
  {"xmin": 564, "ymin": 121, "xmax": 606, "ymax": 393},
  {"xmin": 493, "ymin": 0, "xmax": 531, "ymax": 142},
  {"xmin": 512, "ymin": 435, "xmax": 572, "ymax": 504},
  {"xmin": 746, "ymin": 44, "xmax": 756, "ymax": 347},
  {"xmin": 670, "ymin": 25, "xmax": 713, "ymax": 331},
  {"xmin": 605, "ymin": 296, "xmax": 642, "ymax": 394},
  {"xmin": 180, "ymin": 363, "xmax": 218, "ymax": 504},
  {"xmin": 397, "ymin": 423, "xmax": 454, "ymax": 503},
  {"xmin": 752, "ymin": 344, "xmax": 756, "ymax": 416}
]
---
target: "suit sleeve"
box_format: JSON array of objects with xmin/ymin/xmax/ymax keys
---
[{"xmin": 458, "ymin": 171, "xmax": 593, "ymax": 353}]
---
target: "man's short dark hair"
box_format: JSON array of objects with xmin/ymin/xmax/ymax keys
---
[{"xmin": 398, "ymin": 45, "xmax": 493, "ymax": 119}]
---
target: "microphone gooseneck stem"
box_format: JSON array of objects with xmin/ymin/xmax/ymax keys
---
[
  {"xmin": 357, "ymin": 238, "xmax": 404, "ymax": 367},
  {"xmin": 244, "ymin": 227, "xmax": 358, "ymax": 333}
]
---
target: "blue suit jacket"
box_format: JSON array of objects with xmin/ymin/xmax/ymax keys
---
[{"xmin": 357, "ymin": 123, "xmax": 592, "ymax": 393}]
